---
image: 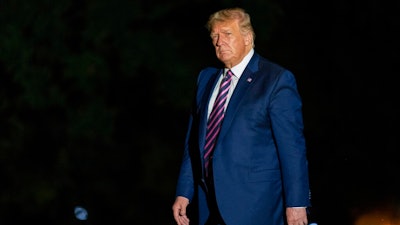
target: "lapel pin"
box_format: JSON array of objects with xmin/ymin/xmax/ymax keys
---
[{"xmin": 247, "ymin": 78, "xmax": 253, "ymax": 83}]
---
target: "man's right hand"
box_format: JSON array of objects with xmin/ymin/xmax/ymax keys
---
[{"xmin": 172, "ymin": 196, "xmax": 190, "ymax": 225}]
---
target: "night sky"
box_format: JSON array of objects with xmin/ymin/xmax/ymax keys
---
[{"xmin": 1, "ymin": 0, "xmax": 399, "ymax": 225}]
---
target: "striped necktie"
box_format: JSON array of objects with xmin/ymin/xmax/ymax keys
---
[{"xmin": 203, "ymin": 70, "xmax": 233, "ymax": 177}]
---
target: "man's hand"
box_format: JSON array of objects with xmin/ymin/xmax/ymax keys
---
[
  {"xmin": 172, "ymin": 196, "xmax": 190, "ymax": 225},
  {"xmin": 286, "ymin": 207, "xmax": 308, "ymax": 225}
]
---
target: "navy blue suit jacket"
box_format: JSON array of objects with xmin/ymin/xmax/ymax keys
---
[{"xmin": 176, "ymin": 52, "xmax": 310, "ymax": 225}]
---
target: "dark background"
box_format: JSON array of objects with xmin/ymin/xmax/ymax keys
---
[{"xmin": 1, "ymin": 0, "xmax": 399, "ymax": 224}]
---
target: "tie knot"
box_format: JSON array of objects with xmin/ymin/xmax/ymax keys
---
[{"xmin": 226, "ymin": 70, "xmax": 234, "ymax": 77}]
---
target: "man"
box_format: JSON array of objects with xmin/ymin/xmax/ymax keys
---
[{"xmin": 172, "ymin": 7, "xmax": 310, "ymax": 225}]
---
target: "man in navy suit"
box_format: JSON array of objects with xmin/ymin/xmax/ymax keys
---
[{"xmin": 172, "ymin": 7, "xmax": 310, "ymax": 225}]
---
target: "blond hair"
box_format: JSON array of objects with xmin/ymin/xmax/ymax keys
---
[{"xmin": 206, "ymin": 7, "xmax": 255, "ymax": 47}]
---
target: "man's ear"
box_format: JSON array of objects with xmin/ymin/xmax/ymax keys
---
[{"xmin": 244, "ymin": 33, "xmax": 252, "ymax": 46}]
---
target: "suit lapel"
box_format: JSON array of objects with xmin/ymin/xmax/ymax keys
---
[{"xmin": 217, "ymin": 54, "xmax": 260, "ymax": 145}]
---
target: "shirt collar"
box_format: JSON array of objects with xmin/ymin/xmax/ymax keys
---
[{"xmin": 224, "ymin": 48, "xmax": 254, "ymax": 79}]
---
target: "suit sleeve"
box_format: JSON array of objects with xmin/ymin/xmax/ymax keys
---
[
  {"xmin": 269, "ymin": 70, "xmax": 311, "ymax": 207},
  {"xmin": 175, "ymin": 113, "xmax": 195, "ymax": 202},
  {"xmin": 175, "ymin": 67, "xmax": 218, "ymax": 202}
]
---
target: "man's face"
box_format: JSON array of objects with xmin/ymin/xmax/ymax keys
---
[{"xmin": 210, "ymin": 20, "xmax": 251, "ymax": 68}]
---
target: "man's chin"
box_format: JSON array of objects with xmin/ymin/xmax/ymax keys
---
[{"xmin": 217, "ymin": 55, "xmax": 232, "ymax": 63}]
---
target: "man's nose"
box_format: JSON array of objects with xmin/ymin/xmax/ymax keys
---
[{"xmin": 216, "ymin": 37, "xmax": 223, "ymax": 46}]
